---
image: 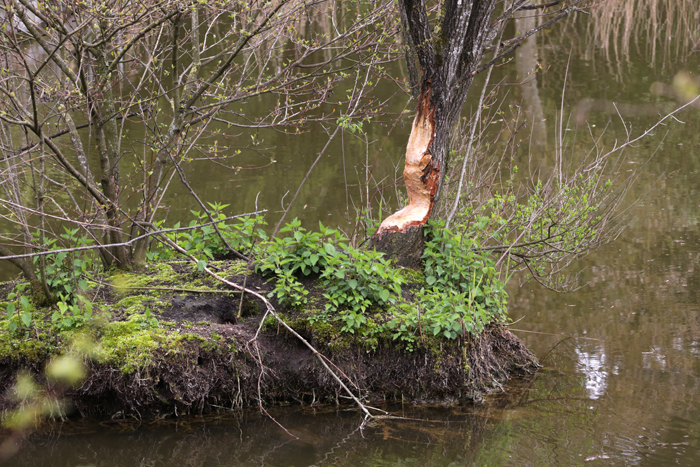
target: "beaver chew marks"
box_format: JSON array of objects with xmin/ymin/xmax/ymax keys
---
[{"xmin": 377, "ymin": 94, "xmax": 439, "ymax": 235}]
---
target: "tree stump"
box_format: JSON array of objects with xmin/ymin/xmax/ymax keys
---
[{"xmin": 370, "ymin": 225, "xmax": 425, "ymax": 269}]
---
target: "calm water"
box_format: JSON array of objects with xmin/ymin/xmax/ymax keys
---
[{"xmin": 4, "ymin": 2, "xmax": 700, "ymax": 466}]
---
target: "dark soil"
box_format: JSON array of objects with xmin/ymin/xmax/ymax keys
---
[
  {"xmin": 62, "ymin": 324, "xmax": 536, "ymax": 418},
  {"xmin": 163, "ymin": 295, "xmax": 239, "ymax": 324}
]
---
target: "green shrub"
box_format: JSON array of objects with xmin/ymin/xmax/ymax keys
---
[
  {"xmin": 3, "ymin": 285, "xmax": 34, "ymax": 334},
  {"xmin": 34, "ymin": 226, "xmax": 97, "ymax": 304},
  {"xmin": 387, "ymin": 222, "xmax": 508, "ymax": 346},
  {"xmin": 147, "ymin": 204, "xmax": 267, "ymax": 269},
  {"xmin": 321, "ymin": 245, "xmax": 404, "ymax": 332},
  {"xmin": 256, "ymin": 219, "xmax": 509, "ymax": 349},
  {"xmin": 256, "ymin": 219, "xmax": 405, "ymax": 330},
  {"xmin": 256, "ymin": 218, "xmax": 341, "ymax": 277},
  {"xmin": 51, "ymin": 295, "xmax": 94, "ymax": 331}
]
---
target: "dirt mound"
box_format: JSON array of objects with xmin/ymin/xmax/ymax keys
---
[{"xmin": 0, "ymin": 260, "xmax": 538, "ymax": 418}]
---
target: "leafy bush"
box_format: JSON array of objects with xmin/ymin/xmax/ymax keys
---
[
  {"xmin": 147, "ymin": 204, "xmax": 267, "ymax": 269},
  {"xmin": 257, "ymin": 219, "xmax": 510, "ymax": 345},
  {"xmin": 256, "ymin": 219, "xmax": 405, "ymax": 330},
  {"xmin": 423, "ymin": 223, "xmax": 507, "ymax": 312},
  {"xmin": 268, "ymin": 270, "xmax": 309, "ymax": 309},
  {"xmin": 51, "ymin": 295, "xmax": 94, "ymax": 331},
  {"xmin": 34, "ymin": 227, "xmax": 97, "ymax": 304},
  {"xmin": 256, "ymin": 218, "xmax": 341, "ymax": 308},
  {"xmin": 447, "ymin": 166, "xmax": 616, "ymax": 291},
  {"xmin": 256, "ymin": 218, "xmax": 340, "ymax": 277},
  {"xmin": 3, "ymin": 285, "xmax": 33, "ymax": 334},
  {"xmin": 321, "ymin": 246, "xmax": 404, "ymax": 332},
  {"xmin": 387, "ymin": 222, "xmax": 508, "ymax": 346}
]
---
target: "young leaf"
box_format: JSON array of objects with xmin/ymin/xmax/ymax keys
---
[
  {"xmin": 21, "ymin": 312, "xmax": 31, "ymax": 327},
  {"xmin": 378, "ymin": 289, "xmax": 390, "ymax": 302},
  {"xmin": 324, "ymin": 243, "xmax": 337, "ymax": 256},
  {"xmin": 6, "ymin": 303, "xmax": 15, "ymax": 318}
]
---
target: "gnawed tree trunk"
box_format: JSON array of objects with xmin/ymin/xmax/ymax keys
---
[
  {"xmin": 372, "ymin": 0, "xmax": 499, "ymax": 264},
  {"xmin": 371, "ymin": 89, "xmax": 440, "ymax": 267},
  {"xmin": 372, "ymin": 0, "xmax": 583, "ymax": 266}
]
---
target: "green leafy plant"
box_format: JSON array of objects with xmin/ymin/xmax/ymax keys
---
[
  {"xmin": 386, "ymin": 222, "xmax": 508, "ymax": 345},
  {"xmin": 321, "ymin": 245, "xmax": 404, "ymax": 333},
  {"xmin": 51, "ymin": 294, "xmax": 94, "ymax": 331},
  {"xmin": 257, "ymin": 219, "xmax": 343, "ymax": 308},
  {"xmin": 269, "ymin": 270, "xmax": 310, "ymax": 308},
  {"xmin": 258, "ymin": 219, "xmax": 508, "ymax": 347},
  {"xmin": 337, "ymin": 114, "xmax": 370, "ymax": 134},
  {"xmin": 4, "ymin": 285, "xmax": 33, "ymax": 334},
  {"xmin": 147, "ymin": 207, "xmax": 267, "ymax": 267},
  {"xmin": 258, "ymin": 219, "xmax": 405, "ymax": 329},
  {"xmin": 139, "ymin": 308, "xmax": 160, "ymax": 329},
  {"xmin": 257, "ymin": 218, "xmax": 341, "ymax": 277},
  {"xmin": 34, "ymin": 227, "xmax": 97, "ymax": 304},
  {"xmin": 423, "ymin": 223, "xmax": 503, "ymax": 299}
]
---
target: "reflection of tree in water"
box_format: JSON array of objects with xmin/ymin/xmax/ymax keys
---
[
  {"xmin": 515, "ymin": 10, "xmax": 547, "ymax": 151},
  {"xmin": 330, "ymin": 349, "xmax": 605, "ymax": 466},
  {"xmin": 589, "ymin": 0, "xmax": 699, "ymax": 72},
  {"xmin": 471, "ymin": 342, "xmax": 602, "ymax": 465},
  {"xmin": 5, "ymin": 407, "xmax": 362, "ymax": 467},
  {"xmin": 530, "ymin": 0, "xmax": 700, "ymax": 124}
]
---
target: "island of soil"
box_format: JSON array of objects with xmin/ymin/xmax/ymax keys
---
[{"xmin": 0, "ymin": 259, "xmax": 537, "ymax": 418}]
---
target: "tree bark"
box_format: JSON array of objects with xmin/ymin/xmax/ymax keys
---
[
  {"xmin": 0, "ymin": 244, "xmax": 50, "ymax": 306},
  {"xmin": 372, "ymin": 0, "xmax": 500, "ymax": 265}
]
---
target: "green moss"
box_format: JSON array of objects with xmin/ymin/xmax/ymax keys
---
[
  {"xmin": 93, "ymin": 319, "xmax": 228, "ymax": 374},
  {"xmin": 94, "ymin": 317, "xmax": 181, "ymax": 374},
  {"xmin": 214, "ymin": 260, "xmax": 248, "ymax": 277},
  {"xmin": 287, "ymin": 316, "xmax": 362, "ymax": 352},
  {"xmin": 115, "ymin": 295, "xmax": 167, "ymax": 316},
  {"xmin": 110, "ymin": 262, "xmax": 181, "ymax": 290},
  {"xmin": 463, "ymin": 346, "xmax": 471, "ymax": 374},
  {"xmin": 185, "ymin": 333, "xmax": 220, "ymax": 352},
  {"xmin": 108, "ymin": 261, "xmax": 249, "ymax": 300},
  {"xmin": 241, "ymin": 298, "xmax": 261, "ymax": 316},
  {"xmin": 0, "ymin": 321, "xmax": 58, "ymax": 361},
  {"xmin": 395, "ymin": 267, "xmax": 426, "ymax": 285}
]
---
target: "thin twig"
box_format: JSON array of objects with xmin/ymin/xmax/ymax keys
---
[{"xmin": 0, "ymin": 210, "xmax": 266, "ymax": 262}]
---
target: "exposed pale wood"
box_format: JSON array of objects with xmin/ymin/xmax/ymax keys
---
[{"xmin": 377, "ymin": 89, "xmax": 439, "ymax": 234}]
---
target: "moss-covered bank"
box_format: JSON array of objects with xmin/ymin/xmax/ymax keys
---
[{"xmin": 0, "ymin": 260, "xmax": 537, "ymax": 418}]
